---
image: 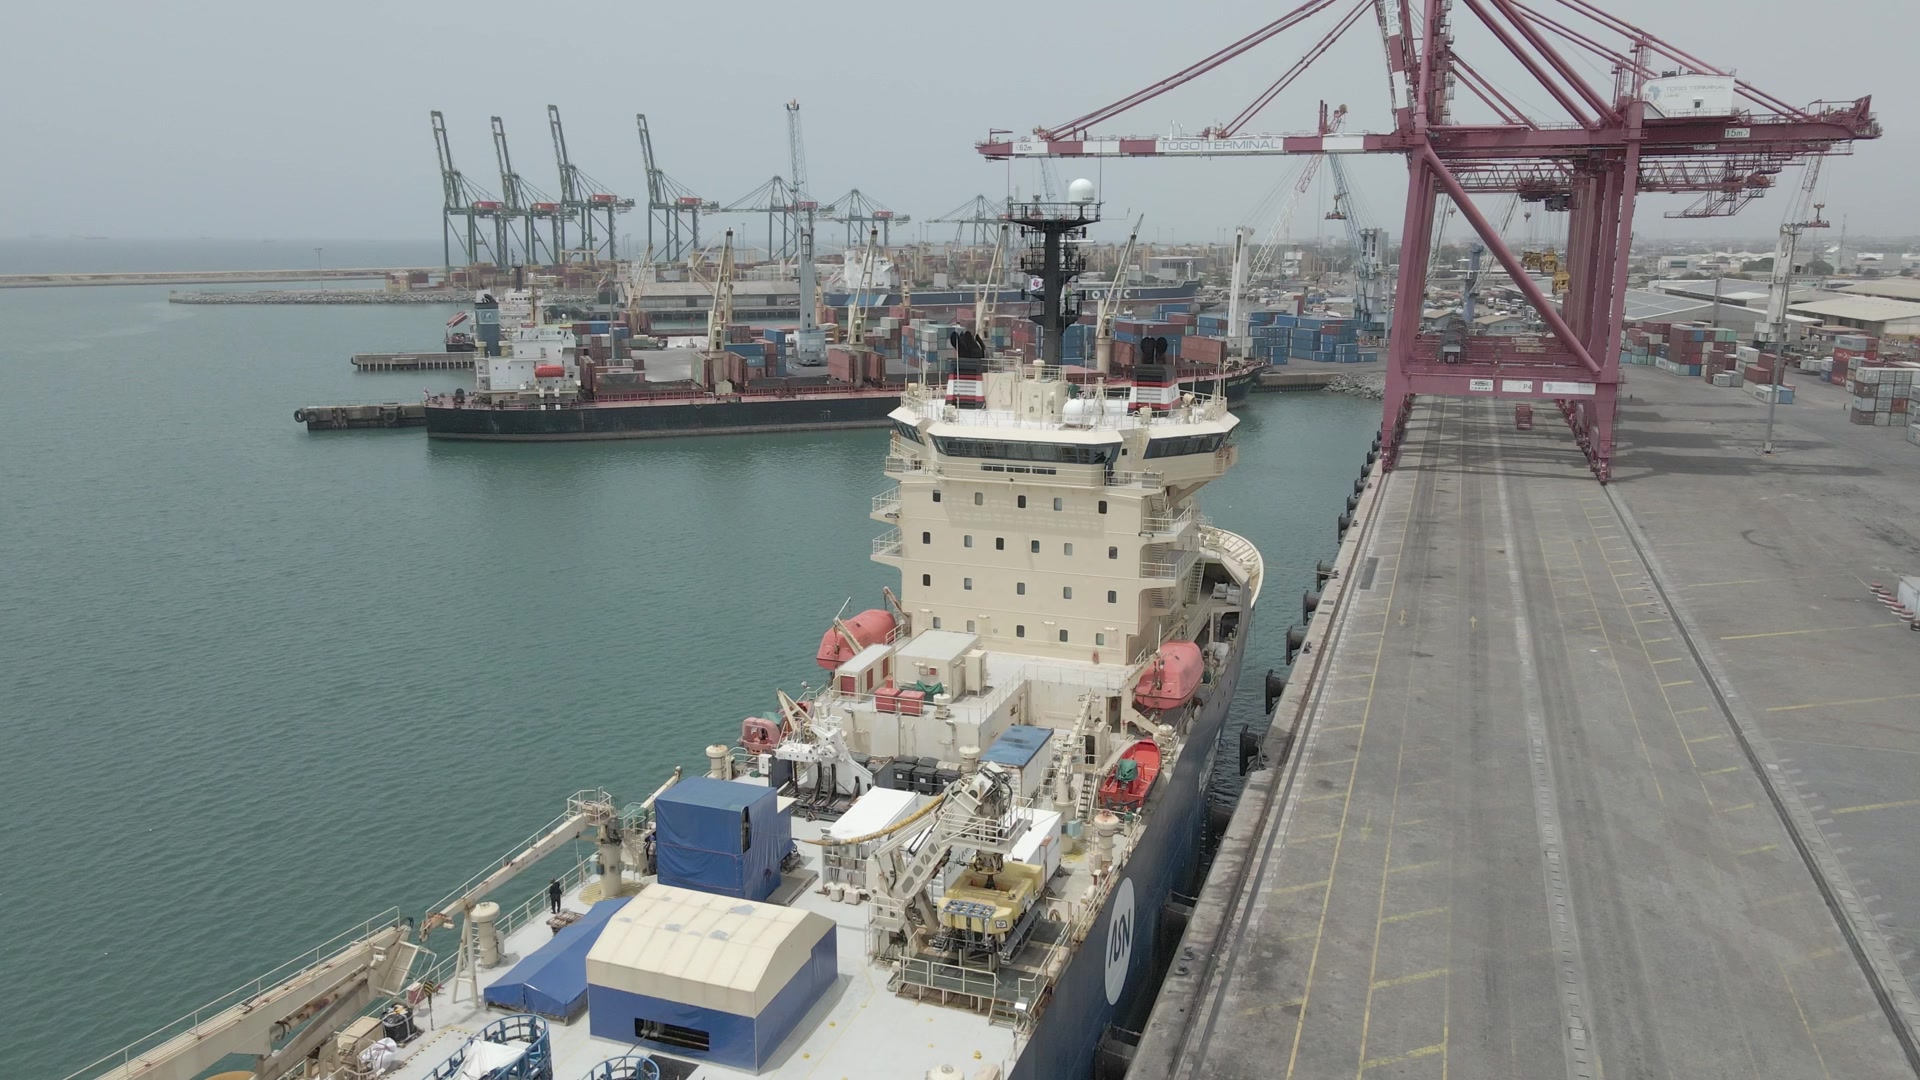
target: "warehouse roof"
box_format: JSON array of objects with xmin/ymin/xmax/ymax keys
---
[
  {"xmin": 1788, "ymin": 296, "xmax": 1920, "ymax": 323},
  {"xmin": 1837, "ymin": 279, "xmax": 1920, "ymax": 302}
]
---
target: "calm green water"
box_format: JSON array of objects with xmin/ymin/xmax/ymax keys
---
[{"xmin": 0, "ymin": 277, "xmax": 1377, "ymax": 1079}]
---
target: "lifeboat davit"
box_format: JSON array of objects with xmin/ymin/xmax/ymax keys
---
[
  {"xmin": 1132, "ymin": 641, "xmax": 1203, "ymax": 711},
  {"xmin": 816, "ymin": 609, "xmax": 897, "ymax": 669},
  {"xmin": 1099, "ymin": 739, "xmax": 1163, "ymax": 810},
  {"xmin": 740, "ymin": 717, "xmax": 783, "ymax": 753}
]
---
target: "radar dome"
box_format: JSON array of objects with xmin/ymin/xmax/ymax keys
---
[{"xmin": 1068, "ymin": 178, "xmax": 1097, "ymax": 203}]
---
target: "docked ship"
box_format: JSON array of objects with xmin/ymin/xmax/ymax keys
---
[{"xmin": 68, "ymin": 202, "xmax": 1267, "ymax": 1080}]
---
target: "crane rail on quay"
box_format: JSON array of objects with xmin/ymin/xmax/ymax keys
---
[{"xmin": 977, "ymin": 1, "xmax": 1917, "ymax": 1078}]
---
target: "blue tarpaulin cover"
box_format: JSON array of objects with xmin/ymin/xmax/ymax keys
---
[
  {"xmin": 484, "ymin": 896, "xmax": 631, "ymax": 1020},
  {"xmin": 654, "ymin": 778, "xmax": 791, "ymax": 901},
  {"xmin": 981, "ymin": 725, "xmax": 1052, "ymax": 769}
]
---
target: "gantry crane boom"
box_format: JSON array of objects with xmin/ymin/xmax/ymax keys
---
[
  {"xmin": 787, "ymin": 101, "xmax": 825, "ymax": 365},
  {"xmin": 432, "ymin": 110, "xmax": 491, "ymax": 270},
  {"xmin": 635, "ymin": 114, "xmax": 714, "ymax": 264}
]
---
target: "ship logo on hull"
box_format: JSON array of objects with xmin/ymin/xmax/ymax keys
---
[{"xmin": 1105, "ymin": 877, "xmax": 1136, "ymax": 1005}]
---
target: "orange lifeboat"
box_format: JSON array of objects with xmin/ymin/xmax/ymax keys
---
[
  {"xmin": 533, "ymin": 363, "xmax": 566, "ymax": 379},
  {"xmin": 1099, "ymin": 739, "xmax": 1163, "ymax": 810},
  {"xmin": 1132, "ymin": 641, "xmax": 1203, "ymax": 711},
  {"xmin": 741, "ymin": 717, "xmax": 783, "ymax": 753},
  {"xmin": 816, "ymin": 609, "xmax": 897, "ymax": 669}
]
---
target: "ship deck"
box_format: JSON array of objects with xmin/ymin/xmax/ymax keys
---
[
  {"xmin": 1140, "ymin": 386, "xmax": 1920, "ymax": 1079},
  {"xmin": 381, "ymin": 812, "xmax": 1038, "ymax": 1080}
]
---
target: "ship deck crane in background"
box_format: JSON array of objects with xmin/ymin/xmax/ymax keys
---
[
  {"xmin": 846, "ymin": 228, "xmax": 882, "ymax": 350},
  {"xmin": 548, "ymin": 105, "xmax": 633, "ymax": 264},
  {"xmin": 707, "ymin": 230, "xmax": 738, "ymax": 358},
  {"xmin": 1225, "ymin": 225, "xmax": 1250, "ymax": 357},
  {"xmin": 1095, "ymin": 216, "xmax": 1146, "ymax": 374},
  {"xmin": 636, "ymin": 113, "xmax": 717, "ymax": 265},
  {"xmin": 789, "ymin": 100, "xmax": 826, "ymax": 366},
  {"xmin": 973, "ymin": 224, "xmax": 1010, "ymax": 340}
]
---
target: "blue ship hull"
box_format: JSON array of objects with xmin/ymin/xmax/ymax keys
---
[{"xmin": 1008, "ymin": 593, "xmax": 1254, "ymax": 1079}]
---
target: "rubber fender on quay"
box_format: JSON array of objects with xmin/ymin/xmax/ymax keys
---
[
  {"xmin": 293, "ymin": 409, "xmax": 306, "ymax": 423},
  {"xmin": 1315, "ymin": 559, "xmax": 1335, "ymax": 589},
  {"xmin": 1353, "ymin": 477, "xmax": 1366, "ymax": 495},
  {"xmin": 1337, "ymin": 512, "xmax": 1352, "ymax": 538},
  {"xmin": 1285, "ymin": 624, "xmax": 1306, "ymax": 665},
  {"xmin": 1265, "ymin": 667, "xmax": 1289, "ymax": 713},
  {"xmin": 1302, "ymin": 589, "xmax": 1321, "ymax": 623},
  {"xmin": 1346, "ymin": 493, "xmax": 1359, "ymax": 515}
]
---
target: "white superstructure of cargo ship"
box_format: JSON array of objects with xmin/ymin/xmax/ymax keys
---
[{"xmin": 68, "ymin": 359, "xmax": 1261, "ymax": 1080}]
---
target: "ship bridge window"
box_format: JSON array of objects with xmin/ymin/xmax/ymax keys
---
[
  {"xmin": 892, "ymin": 421, "xmax": 924, "ymax": 444},
  {"xmin": 1143, "ymin": 432, "xmax": 1230, "ymax": 459},
  {"xmin": 931, "ymin": 436, "xmax": 1120, "ymax": 465}
]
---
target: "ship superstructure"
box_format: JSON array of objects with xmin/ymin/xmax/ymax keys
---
[{"xmin": 70, "ymin": 194, "xmax": 1265, "ymax": 1080}]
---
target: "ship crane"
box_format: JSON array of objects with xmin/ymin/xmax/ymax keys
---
[
  {"xmin": 1095, "ymin": 215, "xmax": 1146, "ymax": 374},
  {"xmin": 74, "ymin": 914, "xmax": 424, "ymax": 1080},
  {"xmin": 788, "ymin": 100, "xmax": 826, "ymax": 366},
  {"xmin": 862, "ymin": 765, "xmax": 1029, "ymax": 956},
  {"xmin": 977, "ymin": 0, "xmax": 1881, "ymax": 482},
  {"xmin": 636, "ymin": 113, "xmax": 717, "ymax": 264},
  {"xmin": 707, "ymin": 229, "xmax": 738, "ymax": 359},
  {"xmin": 845, "ymin": 228, "xmax": 883, "ymax": 351},
  {"xmin": 973, "ymin": 223, "xmax": 1011, "ymax": 340}
]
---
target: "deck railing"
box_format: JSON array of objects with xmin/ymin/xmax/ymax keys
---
[{"xmin": 872, "ymin": 530, "xmax": 903, "ymax": 558}]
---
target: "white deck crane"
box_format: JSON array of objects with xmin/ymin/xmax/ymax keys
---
[
  {"xmin": 789, "ymin": 100, "xmax": 827, "ymax": 366},
  {"xmin": 1225, "ymin": 225, "xmax": 1250, "ymax": 357},
  {"xmin": 846, "ymin": 228, "xmax": 882, "ymax": 349},
  {"xmin": 1095, "ymin": 215, "xmax": 1146, "ymax": 374},
  {"xmin": 707, "ymin": 230, "xmax": 738, "ymax": 359},
  {"xmin": 974, "ymin": 223, "xmax": 1011, "ymax": 341}
]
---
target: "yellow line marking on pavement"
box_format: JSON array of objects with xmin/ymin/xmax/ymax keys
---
[
  {"xmin": 1722, "ymin": 623, "xmax": 1900, "ymax": 640},
  {"xmin": 1371, "ymin": 968, "xmax": 1448, "ymax": 990},
  {"xmin": 1321, "ymin": 723, "xmax": 1364, "ymax": 732},
  {"xmin": 1661, "ymin": 679, "xmax": 1695, "ymax": 688},
  {"xmin": 1687, "ymin": 734, "xmax": 1729, "ymax": 744},
  {"xmin": 1687, "ymin": 578, "xmax": 1768, "ymax": 588},
  {"xmin": 1815, "ymin": 1010, "xmax": 1881, "ymax": 1033},
  {"xmin": 1716, "ymin": 802, "xmax": 1756, "ymax": 814},
  {"xmin": 1791, "ymin": 945, "xmax": 1841, "ymax": 966},
  {"xmin": 1361, "ymin": 1043, "xmax": 1446, "ymax": 1071},
  {"xmin": 1650, "ymin": 657, "xmax": 1686, "ymax": 664},
  {"xmin": 1270, "ymin": 878, "xmax": 1334, "ymax": 895},
  {"xmin": 1777, "ymin": 962, "xmax": 1834, "ymax": 1080},
  {"xmin": 1315, "ymin": 758, "xmax": 1358, "ymax": 768},
  {"xmin": 1830, "ymin": 798, "xmax": 1920, "ymax": 816},
  {"xmin": 1769, "ymin": 691, "xmax": 1920, "ymax": 713},
  {"xmin": 1643, "ymin": 637, "xmax": 1672, "ymax": 644},
  {"xmin": 1736, "ymin": 844, "xmax": 1778, "ymax": 857},
  {"xmin": 1381, "ymin": 906, "xmax": 1448, "ymax": 925},
  {"xmin": 1302, "ymin": 792, "xmax": 1348, "ymax": 803},
  {"xmin": 1387, "ymin": 859, "xmax": 1443, "ymax": 875},
  {"xmin": 1327, "ymin": 697, "xmax": 1373, "ymax": 705},
  {"xmin": 1303, "ymin": 831, "xmax": 1344, "ymax": 842},
  {"xmin": 1674, "ymin": 706, "xmax": 1709, "ymax": 715},
  {"xmin": 1700, "ymin": 766, "xmax": 1741, "ymax": 776}
]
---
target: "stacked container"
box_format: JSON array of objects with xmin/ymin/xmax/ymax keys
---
[{"xmin": 1847, "ymin": 363, "xmax": 1919, "ymax": 425}]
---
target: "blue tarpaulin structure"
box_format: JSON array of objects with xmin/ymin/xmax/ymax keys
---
[
  {"xmin": 653, "ymin": 778, "xmax": 791, "ymax": 902},
  {"xmin": 484, "ymin": 896, "xmax": 631, "ymax": 1021}
]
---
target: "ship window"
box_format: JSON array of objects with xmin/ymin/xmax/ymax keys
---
[
  {"xmin": 1059, "ymin": 629, "xmax": 1070, "ymax": 643},
  {"xmin": 1030, "ymin": 540, "xmax": 1040, "ymax": 554},
  {"xmin": 1053, "ymin": 497, "xmax": 1064, "ymax": 511},
  {"xmin": 1096, "ymin": 633, "xmax": 1107, "ymax": 646},
  {"xmin": 921, "ymin": 531, "xmax": 931, "ymax": 544},
  {"xmin": 922, "ymin": 574, "xmax": 931, "ymax": 586},
  {"xmin": 932, "ymin": 490, "xmax": 941, "ymax": 502},
  {"xmin": 892, "ymin": 421, "xmax": 922, "ymax": 444},
  {"xmin": 964, "ymin": 578, "xmax": 973, "ymax": 591},
  {"xmin": 974, "ymin": 492, "xmax": 984, "ymax": 506},
  {"xmin": 1018, "ymin": 495, "xmax": 1028, "ymax": 509},
  {"xmin": 930, "ymin": 436, "xmax": 1120, "ymax": 465},
  {"xmin": 1063, "ymin": 587, "xmax": 1073, "ymax": 599},
  {"xmin": 932, "ymin": 616, "xmax": 943, "ymax": 629},
  {"xmin": 1108, "ymin": 546, "xmax": 1118, "ymax": 559},
  {"xmin": 1016, "ymin": 625, "xmax": 1026, "ymax": 638},
  {"xmin": 1143, "ymin": 433, "xmax": 1228, "ymax": 459},
  {"xmin": 967, "ymin": 620, "xmax": 976, "ymax": 632},
  {"xmin": 964, "ymin": 535, "xmax": 974, "ymax": 548},
  {"xmin": 1099, "ymin": 500, "xmax": 1108, "ymax": 514},
  {"xmin": 1064, "ymin": 543, "xmax": 1074, "ymax": 556},
  {"xmin": 636, "ymin": 1018, "xmax": 710, "ymax": 1053},
  {"xmin": 1017, "ymin": 582, "xmax": 1027, "ymax": 596},
  {"xmin": 1107, "ymin": 590, "xmax": 1118, "ymax": 603},
  {"xmin": 996, "ymin": 537, "xmax": 1005, "ymax": 550}
]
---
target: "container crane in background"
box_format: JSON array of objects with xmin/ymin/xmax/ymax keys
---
[
  {"xmin": 491, "ymin": 116, "xmax": 560, "ymax": 267},
  {"xmin": 636, "ymin": 114, "xmax": 717, "ymax": 265},
  {"xmin": 933, "ymin": 195, "xmax": 1005, "ymax": 247},
  {"xmin": 1324, "ymin": 150, "xmax": 1384, "ymax": 331},
  {"xmin": 548, "ymin": 105, "xmax": 633, "ymax": 264},
  {"xmin": 1096, "ymin": 217, "xmax": 1146, "ymax": 374},
  {"xmin": 788, "ymin": 100, "xmax": 827, "ymax": 366},
  {"xmin": 430, "ymin": 110, "xmax": 504, "ymax": 270},
  {"xmin": 978, "ymin": 0, "xmax": 1880, "ymax": 482},
  {"xmin": 825, "ymin": 190, "xmax": 910, "ymax": 249},
  {"xmin": 1760, "ymin": 159, "xmax": 1829, "ymax": 454}
]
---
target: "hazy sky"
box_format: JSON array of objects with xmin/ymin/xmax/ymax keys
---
[{"xmin": 4, "ymin": 0, "xmax": 1910, "ymax": 247}]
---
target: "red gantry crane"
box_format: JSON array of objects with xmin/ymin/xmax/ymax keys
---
[{"xmin": 976, "ymin": 0, "xmax": 1879, "ymax": 481}]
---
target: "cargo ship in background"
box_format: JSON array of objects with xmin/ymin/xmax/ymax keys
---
[{"xmin": 71, "ymin": 321, "xmax": 1267, "ymax": 1080}]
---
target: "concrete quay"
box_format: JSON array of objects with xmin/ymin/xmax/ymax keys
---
[
  {"xmin": 1133, "ymin": 371, "xmax": 1920, "ymax": 1080},
  {"xmin": 0, "ymin": 267, "xmax": 419, "ymax": 288}
]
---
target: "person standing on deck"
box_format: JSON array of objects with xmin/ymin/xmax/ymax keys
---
[{"xmin": 547, "ymin": 878, "xmax": 563, "ymax": 915}]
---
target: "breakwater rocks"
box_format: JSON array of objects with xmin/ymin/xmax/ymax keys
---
[
  {"xmin": 169, "ymin": 289, "xmax": 597, "ymax": 305},
  {"xmin": 1324, "ymin": 372, "xmax": 1386, "ymax": 399}
]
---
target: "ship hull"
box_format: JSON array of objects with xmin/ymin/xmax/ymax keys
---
[
  {"xmin": 424, "ymin": 394, "xmax": 902, "ymax": 441},
  {"xmin": 1009, "ymin": 593, "xmax": 1256, "ymax": 1080}
]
